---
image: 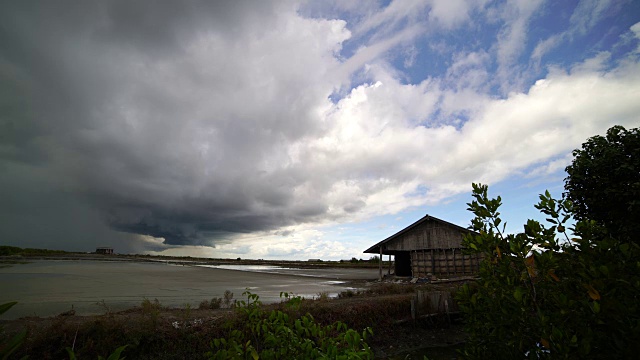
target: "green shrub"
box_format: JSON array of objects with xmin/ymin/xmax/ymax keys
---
[
  {"xmin": 210, "ymin": 298, "xmax": 222, "ymax": 309},
  {"xmin": 223, "ymin": 290, "xmax": 234, "ymax": 308},
  {"xmin": 338, "ymin": 289, "xmax": 359, "ymax": 298},
  {"xmin": 457, "ymin": 184, "xmax": 640, "ymax": 359},
  {"xmin": 140, "ymin": 298, "xmax": 162, "ymax": 327},
  {"xmin": 206, "ymin": 291, "xmax": 373, "ymax": 359},
  {"xmin": 182, "ymin": 303, "xmax": 192, "ymax": 320},
  {"xmin": 316, "ymin": 292, "xmax": 330, "ymax": 302},
  {"xmin": 199, "ymin": 298, "xmax": 222, "ymax": 310}
]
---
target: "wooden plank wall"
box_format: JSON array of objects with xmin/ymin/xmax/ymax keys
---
[
  {"xmin": 385, "ymin": 220, "xmax": 465, "ymax": 252},
  {"xmin": 415, "ymin": 290, "xmax": 458, "ymax": 315},
  {"xmin": 410, "ymin": 249, "xmax": 482, "ymax": 277}
]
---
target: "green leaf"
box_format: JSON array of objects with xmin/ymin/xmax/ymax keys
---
[
  {"xmin": 599, "ymin": 265, "xmax": 609, "ymax": 276},
  {"xmin": 106, "ymin": 345, "xmax": 128, "ymax": 360},
  {"xmin": 620, "ymin": 243, "xmax": 629, "ymax": 254},
  {"xmin": 513, "ymin": 288, "xmax": 523, "ymax": 302},
  {"xmin": 66, "ymin": 347, "xmax": 77, "ymax": 360},
  {"xmin": 1, "ymin": 329, "xmax": 27, "ymax": 360},
  {"xmin": 0, "ymin": 302, "xmax": 18, "ymax": 316}
]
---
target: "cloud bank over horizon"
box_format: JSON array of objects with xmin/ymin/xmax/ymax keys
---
[{"xmin": 1, "ymin": 0, "xmax": 639, "ymax": 259}]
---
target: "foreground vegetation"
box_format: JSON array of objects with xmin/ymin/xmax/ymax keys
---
[
  {"xmin": 1, "ymin": 283, "xmax": 462, "ymax": 359},
  {"xmin": 205, "ymin": 291, "xmax": 373, "ymax": 359},
  {"xmin": 0, "ymin": 302, "xmax": 27, "ymax": 359},
  {"xmin": 458, "ymin": 126, "xmax": 640, "ymax": 359}
]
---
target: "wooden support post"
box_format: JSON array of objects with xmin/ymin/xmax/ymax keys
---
[
  {"xmin": 444, "ymin": 248, "xmax": 449, "ymax": 276},
  {"xmin": 410, "ymin": 297, "xmax": 416, "ymax": 321},
  {"xmin": 410, "ymin": 251, "xmax": 414, "ymax": 277},
  {"xmin": 441, "ymin": 249, "xmax": 445, "ymax": 276},
  {"xmin": 453, "ymin": 248, "xmax": 457, "ymax": 275},
  {"xmin": 431, "ymin": 249, "xmax": 435, "ymax": 275},
  {"xmin": 388, "ymin": 254, "xmax": 392, "ymax": 275},
  {"xmin": 445, "ymin": 299, "xmax": 451, "ymax": 325},
  {"xmin": 472, "ymin": 253, "xmax": 476, "ymax": 272},
  {"xmin": 379, "ymin": 246, "xmax": 383, "ymax": 281},
  {"xmin": 462, "ymin": 253, "xmax": 466, "ymax": 274}
]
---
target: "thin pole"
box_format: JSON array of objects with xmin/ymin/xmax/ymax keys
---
[{"xmin": 379, "ymin": 247, "xmax": 383, "ymax": 281}]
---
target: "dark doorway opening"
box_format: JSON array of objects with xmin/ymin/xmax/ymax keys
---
[{"xmin": 394, "ymin": 252, "xmax": 412, "ymax": 276}]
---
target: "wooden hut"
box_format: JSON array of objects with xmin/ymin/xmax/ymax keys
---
[
  {"xmin": 364, "ymin": 214, "xmax": 482, "ymax": 280},
  {"xmin": 96, "ymin": 247, "xmax": 114, "ymax": 255}
]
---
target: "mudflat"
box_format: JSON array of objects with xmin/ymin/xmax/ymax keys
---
[{"xmin": 0, "ymin": 260, "xmax": 378, "ymax": 319}]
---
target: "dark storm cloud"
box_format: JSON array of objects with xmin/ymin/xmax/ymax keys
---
[{"xmin": 0, "ymin": 0, "xmax": 344, "ymax": 249}]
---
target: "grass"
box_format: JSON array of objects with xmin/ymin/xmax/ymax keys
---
[
  {"xmin": 15, "ymin": 299, "xmax": 226, "ymax": 359},
  {"xmin": 199, "ymin": 291, "xmax": 235, "ymax": 310},
  {"xmin": 316, "ymin": 291, "xmax": 330, "ymax": 301},
  {"xmin": 140, "ymin": 298, "xmax": 163, "ymax": 328}
]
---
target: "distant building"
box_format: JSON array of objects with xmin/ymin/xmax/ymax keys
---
[
  {"xmin": 364, "ymin": 214, "xmax": 482, "ymax": 279},
  {"xmin": 96, "ymin": 247, "xmax": 114, "ymax": 255}
]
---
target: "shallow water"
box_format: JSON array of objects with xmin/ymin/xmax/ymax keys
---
[
  {"xmin": 0, "ymin": 260, "xmax": 378, "ymax": 319},
  {"xmin": 196, "ymin": 264, "xmax": 374, "ymax": 280}
]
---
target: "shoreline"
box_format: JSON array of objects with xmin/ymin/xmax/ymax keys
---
[
  {"xmin": 1, "ymin": 252, "xmax": 386, "ymax": 268},
  {"xmin": 0, "ymin": 258, "xmax": 379, "ymax": 320}
]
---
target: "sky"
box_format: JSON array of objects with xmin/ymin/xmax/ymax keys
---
[{"xmin": 1, "ymin": 0, "xmax": 639, "ymax": 260}]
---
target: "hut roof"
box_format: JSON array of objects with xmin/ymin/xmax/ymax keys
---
[{"xmin": 363, "ymin": 214, "xmax": 472, "ymax": 254}]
